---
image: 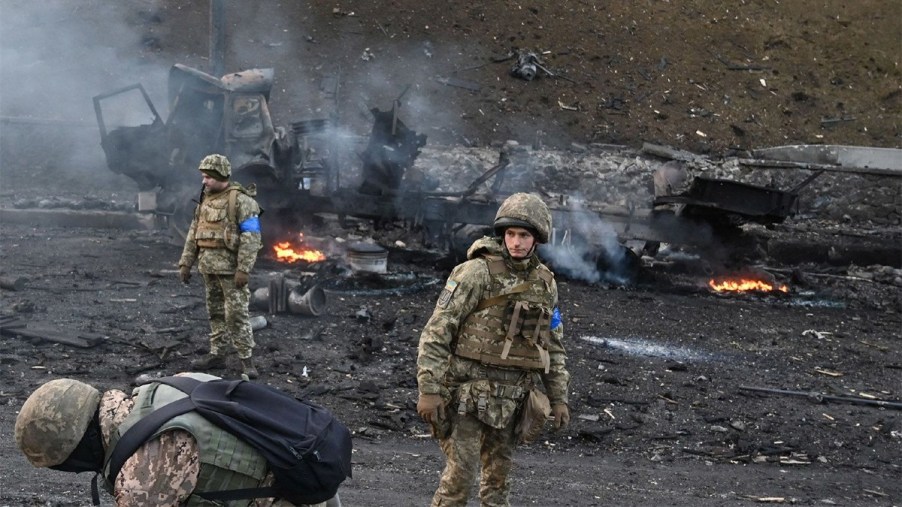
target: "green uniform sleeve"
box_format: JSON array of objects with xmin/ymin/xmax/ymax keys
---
[
  {"xmin": 235, "ymin": 195, "xmax": 262, "ymax": 273},
  {"xmin": 178, "ymin": 211, "xmax": 199, "ymax": 268},
  {"xmin": 416, "ymin": 260, "xmax": 488, "ymax": 395},
  {"xmin": 541, "ymin": 279, "xmax": 570, "ymax": 405}
]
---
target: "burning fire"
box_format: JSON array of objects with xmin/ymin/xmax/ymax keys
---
[
  {"xmin": 273, "ymin": 234, "xmax": 326, "ymax": 263},
  {"xmin": 708, "ymin": 276, "xmax": 789, "ymax": 293}
]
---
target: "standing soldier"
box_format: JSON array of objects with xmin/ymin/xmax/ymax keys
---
[
  {"xmin": 416, "ymin": 192, "xmax": 571, "ymax": 506},
  {"xmin": 179, "ymin": 154, "xmax": 263, "ymax": 379}
]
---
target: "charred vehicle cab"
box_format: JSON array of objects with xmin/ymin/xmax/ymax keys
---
[{"xmin": 93, "ymin": 64, "xmax": 293, "ymax": 235}]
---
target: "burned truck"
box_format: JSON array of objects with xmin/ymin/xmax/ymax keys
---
[
  {"xmin": 94, "ymin": 64, "xmax": 289, "ymax": 193},
  {"xmin": 93, "ymin": 64, "xmax": 427, "ymax": 238},
  {"xmin": 94, "ymin": 64, "xmax": 337, "ymax": 237},
  {"xmin": 93, "ymin": 63, "xmax": 830, "ymax": 285}
]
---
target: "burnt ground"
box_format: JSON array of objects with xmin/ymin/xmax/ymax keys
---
[
  {"xmin": 0, "ymin": 189, "xmax": 900, "ymax": 506},
  {"xmin": 1, "ymin": 1, "xmax": 901, "ymax": 506}
]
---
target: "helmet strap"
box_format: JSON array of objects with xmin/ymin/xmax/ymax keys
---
[
  {"xmin": 501, "ymin": 241, "xmax": 536, "ymax": 262},
  {"xmin": 49, "ymin": 410, "xmax": 104, "ymax": 473}
]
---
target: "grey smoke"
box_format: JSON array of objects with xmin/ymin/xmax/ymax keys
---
[
  {"xmin": 0, "ymin": 0, "xmax": 172, "ymax": 187},
  {"xmin": 540, "ymin": 199, "xmax": 633, "ymax": 285}
]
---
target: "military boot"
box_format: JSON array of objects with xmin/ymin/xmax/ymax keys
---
[
  {"xmin": 240, "ymin": 358, "xmax": 259, "ymax": 379},
  {"xmin": 190, "ymin": 352, "xmax": 227, "ymax": 371}
]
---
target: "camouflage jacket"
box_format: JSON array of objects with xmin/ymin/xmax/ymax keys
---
[
  {"xmin": 417, "ymin": 237, "xmax": 570, "ymax": 405},
  {"xmin": 98, "ymin": 376, "xmax": 326, "ymax": 507},
  {"xmin": 179, "ymin": 183, "xmax": 262, "ymax": 275}
]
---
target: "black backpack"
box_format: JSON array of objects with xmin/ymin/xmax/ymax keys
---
[{"xmin": 105, "ymin": 376, "xmax": 352, "ymax": 505}]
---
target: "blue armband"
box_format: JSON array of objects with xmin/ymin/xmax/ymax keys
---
[
  {"xmin": 239, "ymin": 216, "xmax": 261, "ymax": 233},
  {"xmin": 550, "ymin": 306, "xmax": 562, "ymax": 329}
]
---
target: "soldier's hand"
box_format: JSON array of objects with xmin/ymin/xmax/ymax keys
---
[
  {"xmin": 551, "ymin": 403, "xmax": 570, "ymax": 430},
  {"xmin": 179, "ymin": 266, "xmax": 191, "ymax": 284},
  {"xmin": 417, "ymin": 393, "xmax": 444, "ymax": 424},
  {"xmin": 234, "ymin": 271, "xmax": 249, "ymax": 288}
]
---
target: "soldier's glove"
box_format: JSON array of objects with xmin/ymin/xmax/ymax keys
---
[
  {"xmin": 179, "ymin": 266, "xmax": 191, "ymax": 284},
  {"xmin": 551, "ymin": 403, "xmax": 570, "ymax": 430},
  {"xmin": 234, "ymin": 271, "xmax": 249, "ymax": 288},
  {"xmin": 417, "ymin": 393, "xmax": 445, "ymax": 424}
]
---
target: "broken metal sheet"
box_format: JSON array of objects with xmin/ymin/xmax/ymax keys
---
[
  {"xmin": 654, "ymin": 176, "xmax": 801, "ymax": 224},
  {"xmin": 1, "ymin": 323, "xmax": 107, "ymax": 348},
  {"xmin": 0, "ymin": 208, "xmax": 158, "ymax": 230},
  {"xmin": 751, "ymin": 145, "xmax": 902, "ymax": 173}
]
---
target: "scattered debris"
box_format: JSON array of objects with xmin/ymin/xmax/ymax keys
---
[
  {"xmin": 510, "ymin": 51, "xmax": 541, "ymax": 81},
  {"xmin": 557, "ymin": 100, "xmax": 579, "ymax": 111},
  {"xmin": 249, "ymin": 315, "xmax": 268, "ymax": 331},
  {"xmin": 0, "ymin": 276, "xmax": 27, "ymax": 291},
  {"xmin": 707, "ymin": 49, "xmax": 770, "ymax": 71},
  {"xmin": 252, "ymin": 276, "xmax": 326, "ymax": 317},
  {"xmin": 0, "ymin": 317, "xmax": 107, "ymax": 348},
  {"xmin": 508, "ymin": 50, "xmax": 576, "ymax": 83},
  {"xmin": 435, "ymin": 76, "xmax": 481, "ymax": 92},
  {"xmin": 740, "ymin": 385, "xmax": 902, "ymax": 410},
  {"xmin": 802, "ymin": 329, "xmax": 833, "ymax": 340},
  {"xmin": 740, "ymin": 496, "xmax": 786, "ymax": 504}
]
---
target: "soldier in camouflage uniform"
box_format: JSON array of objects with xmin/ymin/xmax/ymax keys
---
[
  {"xmin": 416, "ymin": 193, "xmax": 571, "ymax": 507},
  {"xmin": 14, "ymin": 375, "xmax": 340, "ymax": 507},
  {"xmin": 179, "ymin": 154, "xmax": 263, "ymax": 379}
]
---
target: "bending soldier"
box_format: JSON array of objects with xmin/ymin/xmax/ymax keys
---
[
  {"xmin": 14, "ymin": 375, "xmax": 340, "ymax": 506},
  {"xmin": 179, "ymin": 154, "xmax": 263, "ymax": 379},
  {"xmin": 416, "ymin": 192, "xmax": 571, "ymax": 506}
]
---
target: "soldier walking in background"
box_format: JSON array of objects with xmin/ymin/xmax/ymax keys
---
[
  {"xmin": 416, "ymin": 192, "xmax": 571, "ymax": 507},
  {"xmin": 179, "ymin": 154, "xmax": 263, "ymax": 379}
]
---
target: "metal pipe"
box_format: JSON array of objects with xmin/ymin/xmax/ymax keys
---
[
  {"xmin": 740, "ymin": 385, "xmax": 902, "ymax": 410},
  {"xmin": 210, "ymin": 0, "xmax": 225, "ymax": 77}
]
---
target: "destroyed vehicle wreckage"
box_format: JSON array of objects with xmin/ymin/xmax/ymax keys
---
[{"xmin": 93, "ymin": 64, "xmax": 823, "ymax": 278}]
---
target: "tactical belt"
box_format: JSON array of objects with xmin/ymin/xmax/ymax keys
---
[
  {"xmin": 475, "ymin": 363, "xmax": 530, "ymax": 383},
  {"xmin": 456, "ymin": 383, "xmax": 527, "ymax": 416},
  {"xmin": 196, "ymin": 238, "xmax": 225, "ymax": 248}
]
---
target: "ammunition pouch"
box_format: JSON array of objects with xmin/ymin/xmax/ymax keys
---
[
  {"xmin": 516, "ymin": 387, "xmax": 551, "ymax": 444},
  {"xmin": 454, "ymin": 379, "xmax": 526, "ymax": 430}
]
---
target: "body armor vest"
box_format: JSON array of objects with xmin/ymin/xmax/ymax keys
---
[
  {"xmin": 194, "ymin": 186, "xmax": 242, "ymax": 251},
  {"xmin": 454, "ymin": 254, "xmax": 555, "ymax": 373},
  {"xmin": 103, "ymin": 374, "xmax": 268, "ymax": 506}
]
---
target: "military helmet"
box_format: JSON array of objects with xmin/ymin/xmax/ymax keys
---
[
  {"xmin": 15, "ymin": 378, "xmax": 101, "ymax": 468},
  {"xmin": 493, "ymin": 192, "xmax": 552, "ymax": 243},
  {"xmin": 199, "ymin": 153, "xmax": 231, "ymax": 180}
]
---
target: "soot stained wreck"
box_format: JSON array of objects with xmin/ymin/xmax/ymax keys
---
[{"xmin": 92, "ymin": 64, "xmax": 898, "ymax": 287}]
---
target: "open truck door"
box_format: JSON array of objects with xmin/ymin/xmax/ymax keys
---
[{"xmin": 93, "ymin": 64, "xmax": 287, "ymax": 240}]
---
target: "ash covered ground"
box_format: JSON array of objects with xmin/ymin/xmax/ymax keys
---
[
  {"xmin": 0, "ymin": 202, "xmax": 900, "ymax": 506},
  {"xmin": 1, "ymin": 1, "xmax": 901, "ymax": 506}
]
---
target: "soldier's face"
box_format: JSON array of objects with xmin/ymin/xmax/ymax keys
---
[
  {"xmin": 202, "ymin": 173, "xmax": 229, "ymax": 192},
  {"xmin": 504, "ymin": 227, "xmax": 536, "ymax": 259}
]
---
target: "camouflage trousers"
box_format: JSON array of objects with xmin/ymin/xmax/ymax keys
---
[
  {"xmin": 431, "ymin": 410, "xmax": 519, "ymax": 507},
  {"xmin": 201, "ymin": 273, "xmax": 254, "ymax": 359}
]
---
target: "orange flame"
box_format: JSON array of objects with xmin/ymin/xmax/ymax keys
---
[
  {"xmin": 273, "ymin": 237, "xmax": 326, "ymax": 263},
  {"xmin": 709, "ymin": 277, "xmax": 789, "ymax": 293}
]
